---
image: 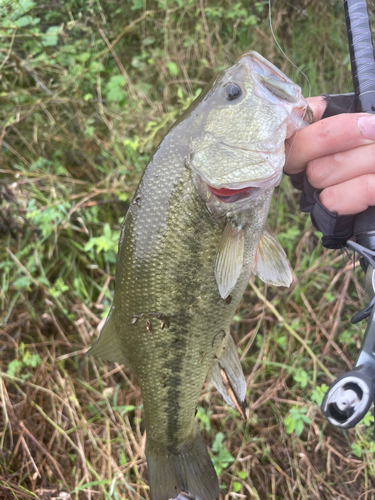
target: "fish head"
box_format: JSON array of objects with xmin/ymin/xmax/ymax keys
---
[{"xmin": 189, "ymin": 50, "xmax": 312, "ymax": 207}]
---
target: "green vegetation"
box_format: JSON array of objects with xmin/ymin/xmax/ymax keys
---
[{"xmin": 1, "ymin": 0, "xmax": 375, "ymax": 498}]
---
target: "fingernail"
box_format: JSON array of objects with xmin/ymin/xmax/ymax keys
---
[{"xmin": 358, "ymin": 115, "xmax": 375, "ymax": 139}]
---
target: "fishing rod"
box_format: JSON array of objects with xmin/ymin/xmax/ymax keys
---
[{"xmin": 319, "ymin": 0, "xmax": 375, "ymax": 429}]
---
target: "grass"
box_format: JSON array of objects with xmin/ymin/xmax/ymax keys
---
[{"xmin": 1, "ymin": 0, "xmax": 375, "ymax": 499}]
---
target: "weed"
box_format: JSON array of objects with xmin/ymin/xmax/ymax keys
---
[
  {"xmin": 284, "ymin": 406, "xmax": 311, "ymax": 437},
  {"xmin": 211, "ymin": 432, "xmax": 235, "ymax": 477}
]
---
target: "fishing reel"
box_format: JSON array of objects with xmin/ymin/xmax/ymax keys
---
[{"xmin": 321, "ymin": 241, "xmax": 375, "ymax": 429}]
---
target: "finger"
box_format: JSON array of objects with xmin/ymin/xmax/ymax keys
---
[
  {"xmin": 284, "ymin": 113, "xmax": 375, "ymax": 175},
  {"xmin": 307, "ymin": 142, "xmax": 375, "ymax": 189},
  {"xmin": 306, "ymin": 96, "xmax": 327, "ymax": 123},
  {"xmin": 319, "ymin": 174, "xmax": 375, "ymax": 215}
]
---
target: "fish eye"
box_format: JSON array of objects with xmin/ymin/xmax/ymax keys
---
[{"xmin": 224, "ymin": 83, "xmax": 242, "ymax": 101}]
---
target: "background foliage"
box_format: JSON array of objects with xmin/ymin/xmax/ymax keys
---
[{"xmin": 1, "ymin": 0, "xmax": 375, "ymax": 499}]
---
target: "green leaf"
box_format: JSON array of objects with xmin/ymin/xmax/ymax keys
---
[
  {"xmin": 212, "ymin": 432, "xmax": 224, "ymax": 453},
  {"xmin": 310, "ymin": 384, "xmax": 328, "ymax": 406},
  {"xmin": 284, "ymin": 415, "xmax": 295, "ymax": 434},
  {"xmin": 351, "ymin": 443, "xmax": 363, "ymax": 458},
  {"xmin": 22, "ymin": 351, "xmax": 42, "ymax": 368},
  {"xmin": 142, "ymin": 37, "xmax": 155, "ymax": 46},
  {"xmin": 233, "ymin": 482, "xmax": 241, "ymax": 493},
  {"xmin": 48, "ymin": 278, "xmax": 69, "ymax": 298},
  {"xmin": 44, "ymin": 26, "xmax": 61, "ymax": 46},
  {"xmin": 84, "ymin": 225, "xmax": 119, "ymax": 254},
  {"xmin": 284, "ymin": 406, "xmax": 310, "ymax": 436},
  {"xmin": 12, "ymin": 0, "xmax": 36, "ymax": 18},
  {"xmin": 14, "ymin": 15, "xmax": 33, "ymax": 27},
  {"xmin": 294, "ymin": 419, "xmax": 304, "ymax": 436},
  {"xmin": 108, "ymin": 75, "xmax": 126, "ymax": 87},
  {"xmin": 177, "ymin": 87, "xmax": 183, "ymax": 100},
  {"xmin": 362, "ymin": 411, "xmax": 374, "ymax": 427},
  {"xmin": 106, "ymin": 86, "xmax": 124, "ymax": 102},
  {"xmin": 6, "ymin": 359, "xmax": 24, "ymax": 377},
  {"xmin": 112, "ymin": 405, "xmax": 135, "ymax": 415},
  {"xmin": 293, "ymin": 369, "xmax": 309, "ymax": 389},
  {"xmin": 76, "ymin": 52, "xmax": 91, "ymax": 63},
  {"xmin": 119, "ymin": 449, "xmax": 127, "ymax": 466},
  {"xmin": 167, "ymin": 61, "xmax": 179, "ymax": 76},
  {"xmin": 13, "ymin": 276, "xmax": 32, "ymax": 289},
  {"xmin": 106, "ymin": 75, "xmax": 126, "ymax": 102},
  {"xmin": 131, "ymin": 0, "xmax": 143, "ymax": 10}
]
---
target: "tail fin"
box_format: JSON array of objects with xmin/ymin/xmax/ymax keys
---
[{"xmin": 146, "ymin": 428, "xmax": 219, "ymax": 500}]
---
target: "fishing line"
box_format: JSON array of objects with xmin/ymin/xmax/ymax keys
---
[
  {"xmin": 267, "ymin": 0, "xmax": 311, "ymax": 99},
  {"xmin": 267, "ymin": 0, "xmax": 312, "ymax": 171}
]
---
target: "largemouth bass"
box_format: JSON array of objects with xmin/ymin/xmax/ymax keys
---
[{"xmin": 90, "ymin": 51, "xmax": 312, "ymax": 500}]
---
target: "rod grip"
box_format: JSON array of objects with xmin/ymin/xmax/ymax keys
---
[
  {"xmin": 344, "ymin": 0, "xmax": 375, "ymax": 247},
  {"xmin": 344, "ymin": 0, "xmax": 375, "ymax": 112},
  {"xmin": 353, "ymin": 208, "xmax": 375, "ymax": 249}
]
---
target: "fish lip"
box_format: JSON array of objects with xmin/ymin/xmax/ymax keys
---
[
  {"xmin": 239, "ymin": 51, "xmax": 294, "ymax": 86},
  {"xmin": 204, "ymin": 169, "xmax": 282, "ymax": 191},
  {"xmin": 219, "ymin": 141, "xmax": 280, "ymax": 154},
  {"xmin": 202, "ymin": 170, "xmax": 281, "ymax": 204},
  {"xmin": 208, "ymin": 185, "xmax": 261, "ymax": 204}
]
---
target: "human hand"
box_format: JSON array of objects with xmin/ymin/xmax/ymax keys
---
[{"xmin": 284, "ymin": 96, "xmax": 375, "ymax": 215}]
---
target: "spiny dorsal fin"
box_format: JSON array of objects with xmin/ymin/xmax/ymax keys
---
[
  {"xmin": 209, "ymin": 333, "xmax": 247, "ymax": 418},
  {"xmin": 253, "ymin": 230, "xmax": 292, "ymax": 287},
  {"xmin": 215, "ymin": 223, "xmax": 244, "ymax": 299},
  {"xmin": 87, "ymin": 309, "xmax": 129, "ymax": 365}
]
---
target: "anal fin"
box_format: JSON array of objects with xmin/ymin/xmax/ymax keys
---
[
  {"xmin": 209, "ymin": 333, "xmax": 247, "ymax": 419},
  {"xmin": 87, "ymin": 309, "xmax": 129, "ymax": 365}
]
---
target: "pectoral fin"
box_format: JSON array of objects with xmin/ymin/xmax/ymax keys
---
[
  {"xmin": 253, "ymin": 230, "xmax": 292, "ymax": 287},
  {"xmin": 215, "ymin": 223, "xmax": 244, "ymax": 299},
  {"xmin": 209, "ymin": 333, "xmax": 247, "ymax": 419},
  {"xmin": 87, "ymin": 309, "xmax": 129, "ymax": 365}
]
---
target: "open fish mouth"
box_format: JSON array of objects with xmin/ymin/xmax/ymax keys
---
[
  {"xmin": 208, "ymin": 184, "xmax": 259, "ymax": 203},
  {"xmin": 205, "ymin": 170, "xmax": 282, "ymax": 204}
]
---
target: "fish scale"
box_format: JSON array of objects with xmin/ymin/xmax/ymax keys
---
[{"xmin": 89, "ymin": 51, "xmax": 312, "ymax": 500}]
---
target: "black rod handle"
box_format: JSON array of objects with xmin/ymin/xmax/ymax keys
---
[
  {"xmin": 344, "ymin": 0, "xmax": 375, "ymax": 113},
  {"xmin": 344, "ymin": 0, "xmax": 375, "ymax": 247}
]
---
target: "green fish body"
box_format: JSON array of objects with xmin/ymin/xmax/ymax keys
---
[{"xmin": 90, "ymin": 51, "xmax": 312, "ymax": 500}]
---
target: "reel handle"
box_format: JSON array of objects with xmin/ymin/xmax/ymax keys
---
[{"xmin": 321, "ymin": 364, "xmax": 375, "ymax": 428}]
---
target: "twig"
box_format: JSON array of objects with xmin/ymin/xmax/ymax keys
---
[
  {"xmin": 94, "ymin": 11, "xmax": 153, "ymax": 61},
  {"xmin": 98, "ymin": 28, "xmax": 149, "ymax": 107},
  {"xmin": 19, "ymin": 421, "xmax": 68, "ymax": 488},
  {"xmin": 199, "ymin": 0, "xmax": 215, "ymax": 67},
  {"xmin": 249, "ymin": 281, "xmax": 333, "ymax": 380},
  {"xmin": 300, "ymin": 291, "xmax": 352, "ymax": 369},
  {"xmin": 5, "ymin": 247, "xmax": 45, "ymax": 290},
  {"xmin": 322, "ymin": 272, "xmax": 351, "ymax": 358},
  {"xmin": 21, "ymin": 436, "xmax": 41, "ymax": 478}
]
